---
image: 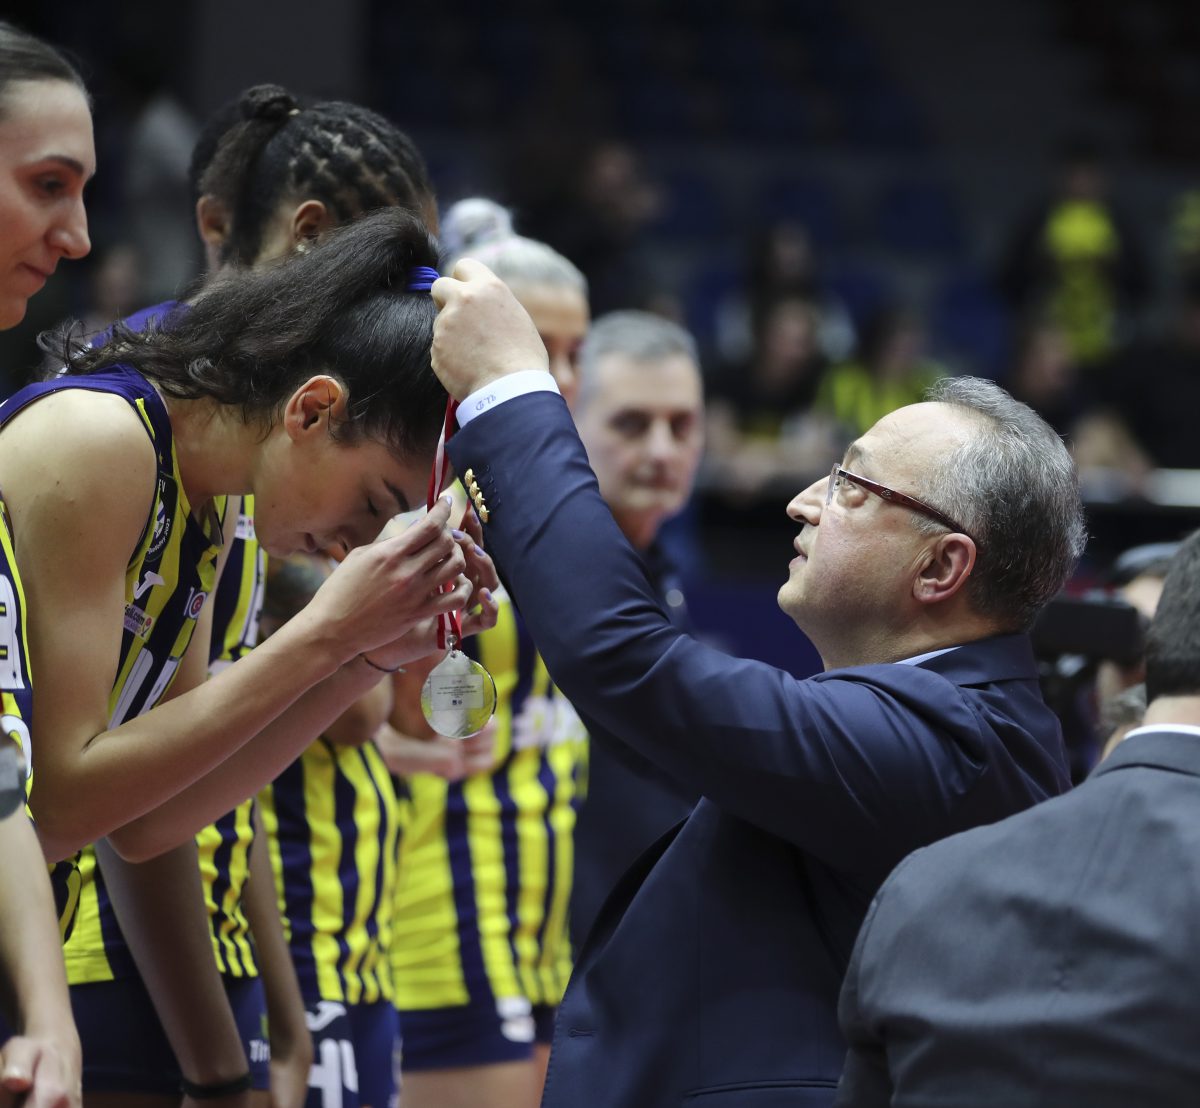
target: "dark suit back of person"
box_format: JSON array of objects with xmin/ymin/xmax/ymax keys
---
[{"xmin": 837, "ymin": 728, "xmax": 1200, "ymax": 1107}]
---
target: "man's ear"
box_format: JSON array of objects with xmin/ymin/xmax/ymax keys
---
[
  {"xmin": 290, "ymin": 199, "xmax": 334, "ymax": 248},
  {"xmin": 914, "ymin": 533, "xmax": 977, "ymax": 606},
  {"xmin": 282, "ymin": 376, "xmax": 347, "ymax": 441}
]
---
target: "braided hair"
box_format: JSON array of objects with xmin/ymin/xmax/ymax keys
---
[{"xmin": 195, "ymin": 84, "xmax": 434, "ymax": 266}]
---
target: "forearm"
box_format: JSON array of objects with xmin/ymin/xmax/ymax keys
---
[
  {"xmin": 0, "ymin": 811, "xmax": 74, "ymax": 1036},
  {"xmin": 109, "ymin": 656, "xmax": 380, "ymax": 861},
  {"xmin": 93, "ymin": 838, "xmax": 247, "ymax": 1083},
  {"xmin": 243, "ymin": 809, "xmax": 310, "ymax": 1064},
  {"xmin": 37, "ymin": 614, "xmax": 346, "ymax": 860}
]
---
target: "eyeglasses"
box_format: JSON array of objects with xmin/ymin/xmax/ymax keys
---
[{"xmin": 826, "ymin": 464, "xmax": 975, "ymax": 543}]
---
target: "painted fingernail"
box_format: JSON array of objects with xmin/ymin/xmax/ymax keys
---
[
  {"xmin": 474, "ymin": 544, "xmax": 486, "ymax": 557},
  {"xmin": 452, "ymin": 529, "xmax": 467, "ymax": 540},
  {"xmin": 443, "ymin": 493, "xmax": 453, "ymax": 507}
]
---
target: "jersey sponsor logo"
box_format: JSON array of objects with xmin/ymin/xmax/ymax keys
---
[
  {"xmin": 132, "ymin": 570, "xmax": 166, "ymax": 601},
  {"xmin": 122, "ymin": 604, "xmax": 154, "ymax": 639},
  {"xmin": 305, "ymin": 1000, "xmax": 347, "ymax": 1034},
  {"xmin": 235, "ymin": 512, "xmax": 256, "ymax": 541},
  {"xmin": 147, "ymin": 476, "xmax": 174, "ymax": 559},
  {"xmin": 184, "ymin": 587, "xmax": 209, "ymax": 620}
]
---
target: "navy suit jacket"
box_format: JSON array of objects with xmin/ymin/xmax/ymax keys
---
[
  {"xmin": 570, "ymin": 541, "xmax": 699, "ymax": 950},
  {"xmin": 448, "ymin": 393, "xmax": 1070, "ymax": 1108},
  {"xmin": 836, "ymin": 728, "xmax": 1200, "ymax": 1107}
]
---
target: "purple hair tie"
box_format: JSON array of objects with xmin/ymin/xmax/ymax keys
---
[{"xmin": 407, "ymin": 266, "xmax": 440, "ymax": 293}]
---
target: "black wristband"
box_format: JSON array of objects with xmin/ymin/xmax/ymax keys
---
[
  {"xmin": 180, "ymin": 1072, "xmax": 253, "ymax": 1100},
  {"xmin": 360, "ymin": 653, "xmax": 405, "ymax": 674}
]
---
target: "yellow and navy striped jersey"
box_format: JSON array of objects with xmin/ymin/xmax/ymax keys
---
[
  {"xmin": 0, "ymin": 494, "xmax": 80, "ymax": 937},
  {"xmin": 196, "ymin": 497, "xmax": 266, "ymax": 978},
  {"xmin": 260, "ymin": 737, "xmax": 399, "ymax": 1005},
  {"xmin": 391, "ymin": 588, "xmax": 587, "ymax": 1011},
  {"xmin": 0, "ymin": 367, "xmax": 232, "ymax": 986}
]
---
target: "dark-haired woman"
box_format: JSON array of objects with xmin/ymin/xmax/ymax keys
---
[
  {"xmin": 0, "ymin": 20, "xmax": 92, "ymax": 1108},
  {"xmin": 0, "ymin": 207, "xmax": 496, "ymax": 1108},
  {"xmin": 59, "ymin": 85, "xmax": 445, "ymax": 1108}
]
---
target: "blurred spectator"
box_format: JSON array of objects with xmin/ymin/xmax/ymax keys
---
[
  {"xmin": 1096, "ymin": 682, "xmax": 1147, "ymax": 764},
  {"xmin": 112, "ymin": 53, "xmax": 201, "ymax": 302},
  {"xmin": 1097, "ymin": 272, "xmax": 1200, "ymax": 468},
  {"xmin": 815, "ymin": 306, "xmax": 944, "ymax": 438},
  {"xmin": 528, "ymin": 140, "xmax": 668, "ymax": 316},
  {"xmin": 1005, "ymin": 317, "xmax": 1084, "ymax": 435},
  {"xmin": 1094, "ymin": 543, "xmax": 1174, "ymax": 713},
  {"xmin": 996, "ymin": 137, "xmax": 1148, "ymax": 366},
  {"xmin": 704, "ymin": 293, "xmax": 839, "ymax": 494},
  {"xmin": 1004, "ymin": 315, "xmax": 1149, "ymax": 480},
  {"xmin": 713, "ymin": 221, "xmax": 855, "ymax": 366}
]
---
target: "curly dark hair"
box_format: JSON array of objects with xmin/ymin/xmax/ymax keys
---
[{"xmin": 56, "ymin": 207, "xmax": 446, "ymax": 461}]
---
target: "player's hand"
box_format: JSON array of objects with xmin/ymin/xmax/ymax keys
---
[
  {"xmin": 431, "ymin": 259, "xmax": 550, "ymax": 400},
  {"xmin": 0, "ymin": 1032, "xmax": 82, "ymax": 1108},
  {"xmin": 300, "ymin": 497, "xmax": 467, "ymax": 664},
  {"xmin": 374, "ymin": 719, "xmax": 497, "ymax": 781}
]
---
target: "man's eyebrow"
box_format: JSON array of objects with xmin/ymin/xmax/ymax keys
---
[
  {"xmin": 385, "ymin": 481, "xmax": 411, "ymax": 515},
  {"xmin": 843, "ymin": 442, "xmax": 867, "ymax": 469}
]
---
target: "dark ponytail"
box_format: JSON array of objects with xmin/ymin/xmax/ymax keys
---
[
  {"xmin": 60, "ymin": 207, "xmax": 447, "ymax": 461},
  {"xmin": 194, "ymin": 83, "xmax": 435, "ymax": 266},
  {"xmin": 0, "ymin": 21, "xmax": 88, "ymax": 115}
]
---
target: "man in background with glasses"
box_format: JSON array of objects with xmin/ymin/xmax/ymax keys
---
[{"xmin": 427, "ymin": 262, "xmax": 1086, "ymax": 1108}]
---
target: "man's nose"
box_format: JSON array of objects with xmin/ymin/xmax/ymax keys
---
[{"xmin": 787, "ymin": 474, "xmax": 826, "ymax": 525}]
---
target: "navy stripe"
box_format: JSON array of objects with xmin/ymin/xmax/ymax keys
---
[
  {"xmin": 443, "ymin": 777, "xmax": 489, "ymax": 1001},
  {"xmin": 359, "ymin": 750, "xmax": 389, "ymax": 971},
  {"xmin": 330, "ymin": 740, "xmax": 359, "ymax": 986},
  {"xmin": 208, "ymin": 538, "xmax": 245, "ymax": 666},
  {"xmin": 208, "ymin": 807, "xmax": 242, "ymax": 974},
  {"xmin": 273, "ymin": 759, "xmax": 320, "ymax": 999},
  {"xmin": 532, "ymin": 739, "xmax": 559, "ymax": 985}
]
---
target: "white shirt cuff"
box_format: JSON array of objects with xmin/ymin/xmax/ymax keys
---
[{"xmin": 456, "ymin": 371, "xmax": 561, "ymax": 427}]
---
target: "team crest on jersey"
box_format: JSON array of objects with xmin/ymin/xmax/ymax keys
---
[
  {"xmin": 235, "ymin": 512, "xmax": 256, "ymax": 541},
  {"xmin": 184, "ymin": 587, "xmax": 208, "ymax": 620},
  {"xmin": 147, "ymin": 476, "xmax": 174, "ymax": 559},
  {"xmin": 122, "ymin": 604, "xmax": 154, "ymax": 639}
]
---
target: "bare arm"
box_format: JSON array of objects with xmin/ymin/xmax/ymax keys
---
[
  {"xmin": 243, "ymin": 805, "xmax": 311, "ymax": 1108},
  {"xmin": 0, "ymin": 391, "xmax": 470, "ymax": 861},
  {"xmin": 0, "ymin": 798, "xmax": 80, "ymax": 1108},
  {"xmin": 93, "ymin": 838, "xmax": 251, "ymax": 1094}
]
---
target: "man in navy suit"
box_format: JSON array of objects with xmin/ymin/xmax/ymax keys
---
[
  {"xmin": 430, "ymin": 263, "xmax": 1085, "ymax": 1107},
  {"xmin": 834, "ymin": 531, "xmax": 1200, "ymax": 1106},
  {"xmin": 569, "ymin": 310, "xmax": 705, "ymax": 948}
]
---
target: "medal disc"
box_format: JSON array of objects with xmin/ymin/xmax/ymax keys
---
[{"xmin": 421, "ymin": 649, "xmax": 497, "ymax": 739}]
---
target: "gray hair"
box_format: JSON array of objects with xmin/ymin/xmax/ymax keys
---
[
  {"xmin": 577, "ymin": 310, "xmax": 699, "ymax": 408},
  {"xmin": 914, "ymin": 376, "xmax": 1087, "ymax": 631},
  {"xmin": 440, "ymin": 197, "xmax": 587, "ymax": 296}
]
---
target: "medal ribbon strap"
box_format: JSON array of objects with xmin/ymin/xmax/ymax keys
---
[{"xmin": 426, "ymin": 396, "xmax": 463, "ymax": 651}]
